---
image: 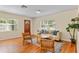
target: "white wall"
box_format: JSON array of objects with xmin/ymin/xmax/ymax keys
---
[
  {"xmin": 0, "ymin": 11, "xmax": 31, "ymax": 40},
  {"xmin": 31, "ymin": 9, "xmax": 78, "ymax": 41}
]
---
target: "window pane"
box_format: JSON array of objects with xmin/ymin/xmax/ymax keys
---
[{"xmin": 0, "ymin": 17, "xmax": 17, "ymax": 32}]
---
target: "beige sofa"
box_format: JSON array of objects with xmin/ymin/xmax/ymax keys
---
[{"xmin": 37, "ymin": 32, "xmax": 61, "ymax": 43}]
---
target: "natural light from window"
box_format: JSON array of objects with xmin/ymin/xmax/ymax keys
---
[{"xmin": 0, "ymin": 17, "xmax": 16, "ymax": 32}]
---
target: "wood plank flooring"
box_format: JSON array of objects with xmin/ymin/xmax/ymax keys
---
[
  {"xmin": 0, "ymin": 37, "xmax": 41, "ymax": 53},
  {"xmin": 60, "ymin": 42, "xmax": 76, "ymax": 53},
  {"xmin": 0, "ymin": 37, "xmax": 76, "ymax": 53}
]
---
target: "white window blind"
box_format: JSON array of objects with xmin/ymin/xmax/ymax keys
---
[
  {"xmin": 0, "ymin": 17, "xmax": 17, "ymax": 32},
  {"xmin": 41, "ymin": 20, "xmax": 56, "ymax": 31}
]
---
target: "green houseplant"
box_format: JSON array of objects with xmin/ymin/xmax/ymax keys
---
[{"xmin": 66, "ymin": 17, "xmax": 79, "ymax": 44}]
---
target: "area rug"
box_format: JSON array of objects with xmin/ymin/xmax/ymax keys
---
[{"xmin": 54, "ymin": 42, "xmax": 64, "ymax": 53}]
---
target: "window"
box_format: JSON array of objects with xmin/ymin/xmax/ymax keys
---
[
  {"xmin": 0, "ymin": 17, "xmax": 17, "ymax": 32},
  {"xmin": 41, "ymin": 20, "xmax": 56, "ymax": 31}
]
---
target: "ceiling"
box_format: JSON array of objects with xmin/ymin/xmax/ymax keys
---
[{"xmin": 0, "ymin": 5, "xmax": 78, "ymax": 18}]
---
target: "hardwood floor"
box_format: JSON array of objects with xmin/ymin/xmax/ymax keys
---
[
  {"xmin": 61, "ymin": 42, "xmax": 76, "ymax": 53},
  {"xmin": 0, "ymin": 37, "xmax": 41, "ymax": 53},
  {"xmin": 0, "ymin": 37, "xmax": 76, "ymax": 53}
]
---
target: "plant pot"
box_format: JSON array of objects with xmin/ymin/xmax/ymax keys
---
[{"xmin": 71, "ymin": 39, "xmax": 76, "ymax": 44}]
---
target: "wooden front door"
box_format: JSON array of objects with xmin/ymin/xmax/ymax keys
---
[{"xmin": 24, "ymin": 20, "xmax": 31, "ymax": 35}]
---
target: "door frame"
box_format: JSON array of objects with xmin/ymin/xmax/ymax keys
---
[{"xmin": 24, "ymin": 20, "xmax": 31, "ymax": 35}]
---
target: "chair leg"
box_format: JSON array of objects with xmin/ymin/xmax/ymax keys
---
[{"xmin": 23, "ymin": 40, "xmax": 25, "ymax": 45}]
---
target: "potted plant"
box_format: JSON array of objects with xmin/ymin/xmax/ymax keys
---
[{"xmin": 66, "ymin": 17, "xmax": 79, "ymax": 44}]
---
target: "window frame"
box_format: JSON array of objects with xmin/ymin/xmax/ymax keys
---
[{"xmin": 0, "ymin": 18, "xmax": 17, "ymax": 32}]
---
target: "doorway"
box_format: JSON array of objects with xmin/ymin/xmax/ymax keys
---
[{"xmin": 24, "ymin": 20, "xmax": 31, "ymax": 35}]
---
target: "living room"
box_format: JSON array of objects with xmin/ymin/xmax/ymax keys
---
[{"xmin": 0, "ymin": 5, "xmax": 79, "ymax": 53}]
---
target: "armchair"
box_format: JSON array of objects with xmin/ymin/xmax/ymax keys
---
[{"xmin": 22, "ymin": 33, "xmax": 32, "ymax": 45}]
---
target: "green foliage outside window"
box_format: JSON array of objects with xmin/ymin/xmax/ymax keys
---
[
  {"xmin": 7, "ymin": 20, "xmax": 16, "ymax": 24},
  {"xmin": 0, "ymin": 20, "xmax": 6, "ymax": 23}
]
